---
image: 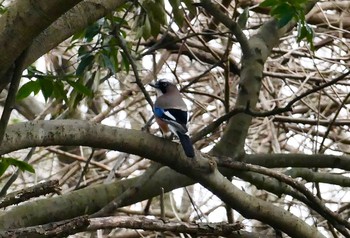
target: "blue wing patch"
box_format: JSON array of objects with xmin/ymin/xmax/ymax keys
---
[
  {"xmin": 154, "ymin": 107, "xmax": 189, "ymax": 134},
  {"xmin": 154, "ymin": 107, "xmax": 165, "ymax": 118},
  {"xmin": 154, "ymin": 107, "xmax": 187, "ymax": 124}
]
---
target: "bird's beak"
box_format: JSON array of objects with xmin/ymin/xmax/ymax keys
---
[{"xmin": 149, "ymin": 82, "xmax": 159, "ymax": 88}]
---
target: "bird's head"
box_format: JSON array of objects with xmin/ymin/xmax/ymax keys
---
[{"xmin": 149, "ymin": 79, "xmax": 177, "ymax": 95}]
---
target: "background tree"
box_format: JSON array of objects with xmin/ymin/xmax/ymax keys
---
[{"xmin": 0, "ymin": 0, "xmax": 349, "ymax": 237}]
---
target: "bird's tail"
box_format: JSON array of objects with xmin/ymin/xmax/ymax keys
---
[{"xmin": 177, "ymin": 132, "xmax": 195, "ymax": 158}]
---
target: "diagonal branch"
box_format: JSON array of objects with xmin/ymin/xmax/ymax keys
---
[
  {"xmin": 0, "ymin": 120, "xmax": 327, "ymax": 237},
  {"xmin": 0, "ymin": 0, "xmax": 84, "ymax": 90},
  {"xmin": 218, "ymin": 159, "xmax": 350, "ymax": 236},
  {"xmin": 197, "ymin": 0, "xmax": 251, "ymax": 57},
  {"xmin": 90, "ymin": 163, "xmax": 162, "ymax": 218},
  {"xmin": 0, "ymin": 49, "xmax": 29, "ymax": 146}
]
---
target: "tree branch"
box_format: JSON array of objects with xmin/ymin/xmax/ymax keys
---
[
  {"xmin": 0, "ymin": 49, "xmax": 29, "ymax": 145},
  {"xmin": 0, "ymin": 180, "xmax": 60, "ymax": 208},
  {"xmin": 91, "ymin": 163, "xmax": 162, "ymax": 217},
  {"xmin": 197, "ymin": 0, "xmax": 251, "ymax": 57},
  {"xmin": 87, "ymin": 216, "xmax": 244, "ymax": 236},
  {"xmin": 218, "ymin": 159, "xmax": 350, "ymax": 236},
  {"xmin": 0, "ymin": 215, "xmax": 246, "ymax": 238},
  {"xmin": 0, "ymin": 216, "xmax": 89, "ymax": 238},
  {"xmin": 0, "ymin": 120, "xmax": 327, "ymax": 237},
  {"xmin": 0, "ymin": 0, "xmax": 84, "ymax": 90}
]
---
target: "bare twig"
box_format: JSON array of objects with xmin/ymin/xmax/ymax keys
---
[
  {"xmin": 0, "ymin": 215, "xmax": 89, "ymax": 238},
  {"xmin": 114, "ymin": 27, "xmax": 154, "ymax": 109},
  {"xmin": 0, "ymin": 49, "xmax": 29, "ymax": 146},
  {"xmin": 75, "ymin": 149, "xmax": 95, "ymax": 190},
  {"xmin": 0, "ymin": 180, "xmax": 60, "ymax": 208},
  {"xmin": 197, "ymin": 0, "xmax": 251, "ymax": 57},
  {"xmin": 88, "ymin": 216, "xmax": 244, "ymax": 235},
  {"xmin": 192, "ymin": 71, "xmax": 350, "ymax": 143},
  {"xmin": 91, "ymin": 163, "xmax": 162, "ymax": 218}
]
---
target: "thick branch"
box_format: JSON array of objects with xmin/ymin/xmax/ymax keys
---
[
  {"xmin": 23, "ymin": 0, "xmax": 127, "ymax": 73},
  {"xmin": 0, "ymin": 120, "xmax": 326, "ymax": 237},
  {"xmin": 0, "ymin": 0, "xmax": 83, "ymax": 89}
]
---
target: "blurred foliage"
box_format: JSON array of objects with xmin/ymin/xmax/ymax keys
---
[
  {"xmin": 260, "ymin": 0, "xmax": 314, "ymax": 49},
  {"xmin": 16, "ymin": 0, "xmax": 197, "ymax": 106},
  {"xmin": 0, "ymin": 157, "xmax": 35, "ymax": 177}
]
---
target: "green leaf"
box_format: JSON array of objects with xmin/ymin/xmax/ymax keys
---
[
  {"xmin": 0, "ymin": 160, "xmax": 9, "ymax": 177},
  {"xmin": 38, "ymin": 77, "xmax": 54, "ymax": 101},
  {"xmin": 182, "ymin": 0, "xmax": 196, "ymax": 15},
  {"xmin": 297, "ymin": 21, "xmax": 314, "ymax": 50},
  {"xmin": 0, "ymin": 157, "xmax": 35, "ymax": 176},
  {"xmin": 270, "ymin": 3, "xmax": 293, "ymax": 18},
  {"xmin": 237, "ymin": 8, "xmax": 249, "ymax": 29},
  {"xmin": 277, "ymin": 11, "xmax": 294, "ymax": 28},
  {"xmin": 53, "ymin": 80, "xmax": 68, "ymax": 103},
  {"xmin": 76, "ymin": 54, "xmax": 94, "ymax": 75},
  {"xmin": 259, "ymin": 0, "xmax": 279, "ymax": 8},
  {"xmin": 16, "ymin": 80, "xmax": 41, "ymax": 100},
  {"xmin": 151, "ymin": 0, "xmax": 167, "ymax": 25},
  {"xmin": 71, "ymin": 29, "xmax": 86, "ymax": 41},
  {"xmin": 26, "ymin": 66, "xmax": 44, "ymax": 78},
  {"xmin": 85, "ymin": 23, "xmax": 100, "ymax": 42},
  {"xmin": 143, "ymin": 15, "xmax": 152, "ymax": 40},
  {"xmin": 102, "ymin": 54, "xmax": 116, "ymax": 74},
  {"xmin": 169, "ymin": 0, "xmax": 184, "ymax": 27},
  {"xmin": 120, "ymin": 51, "xmax": 130, "ymax": 73},
  {"xmin": 0, "ymin": 4, "xmax": 8, "ymax": 15},
  {"xmin": 150, "ymin": 20, "xmax": 161, "ymax": 38},
  {"xmin": 142, "ymin": 0, "xmax": 166, "ymax": 38},
  {"xmin": 5, "ymin": 158, "xmax": 35, "ymax": 173},
  {"xmin": 77, "ymin": 46, "xmax": 89, "ymax": 57},
  {"xmin": 66, "ymin": 79, "xmax": 93, "ymax": 97}
]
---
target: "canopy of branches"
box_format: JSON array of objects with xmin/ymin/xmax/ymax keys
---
[{"xmin": 0, "ymin": 0, "xmax": 350, "ymax": 237}]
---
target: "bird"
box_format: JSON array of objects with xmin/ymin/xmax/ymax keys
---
[{"xmin": 149, "ymin": 79, "xmax": 195, "ymax": 158}]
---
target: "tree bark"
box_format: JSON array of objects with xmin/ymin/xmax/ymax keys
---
[
  {"xmin": 0, "ymin": 0, "xmax": 84, "ymax": 88},
  {"xmin": 0, "ymin": 120, "xmax": 326, "ymax": 237}
]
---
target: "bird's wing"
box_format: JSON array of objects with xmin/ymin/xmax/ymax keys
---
[{"xmin": 154, "ymin": 107, "xmax": 188, "ymax": 134}]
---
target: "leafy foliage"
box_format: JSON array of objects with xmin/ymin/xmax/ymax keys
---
[
  {"xmin": 0, "ymin": 2, "xmax": 7, "ymax": 14},
  {"xmin": 260, "ymin": 0, "xmax": 314, "ymax": 49},
  {"xmin": 17, "ymin": 66, "xmax": 92, "ymax": 105},
  {"xmin": 2, "ymin": 0, "xmax": 350, "ymax": 236},
  {"xmin": 0, "ymin": 157, "xmax": 35, "ymax": 177}
]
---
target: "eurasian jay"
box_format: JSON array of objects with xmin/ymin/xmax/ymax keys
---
[{"xmin": 150, "ymin": 79, "xmax": 195, "ymax": 158}]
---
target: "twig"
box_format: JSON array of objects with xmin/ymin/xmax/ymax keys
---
[
  {"xmin": 192, "ymin": 71, "xmax": 350, "ymax": 143},
  {"xmin": 0, "ymin": 49, "xmax": 29, "ymax": 146},
  {"xmin": 104, "ymin": 153, "xmax": 127, "ymax": 184},
  {"xmin": 87, "ymin": 216, "xmax": 244, "ymax": 236},
  {"xmin": 160, "ymin": 187, "xmax": 165, "ymax": 221},
  {"xmin": 90, "ymin": 163, "xmax": 162, "ymax": 218},
  {"xmin": 185, "ymin": 187, "xmax": 204, "ymax": 222},
  {"xmin": 0, "ymin": 215, "xmax": 244, "ymax": 238},
  {"xmin": 197, "ymin": 0, "xmax": 251, "ymax": 57},
  {"xmin": 0, "ymin": 147, "xmax": 35, "ymax": 197},
  {"xmin": 318, "ymin": 92, "xmax": 350, "ymax": 153},
  {"xmin": 0, "ymin": 180, "xmax": 60, "ymax": 208},
  {"xmin": 47, "ymin": 147, "xmax": 111, "ymax": 171},
  {"xmin": 75, "ymin": 149, "xmax": 95, "ymax": 190},
  {"xmin": 0, "ymin": 215, "xmax": 89, "ymax": 238},
  {"xmin": 114, "ymin": 26, "xmax": 154, "ymax": 109}
]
